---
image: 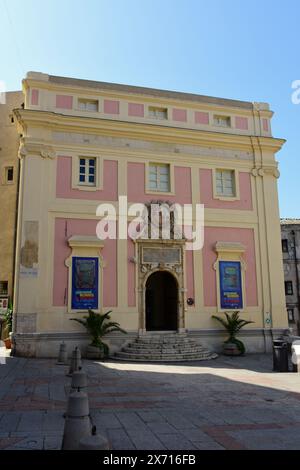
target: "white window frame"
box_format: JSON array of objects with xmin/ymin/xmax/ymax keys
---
[
  {"xmin": 148, "ymin": 106, "xmax": 168, "ymax": 120},
  {"xmin": 214, "ymin": 242, "xmax": 247, "ymax": 314},
  {"xmin": 212, "ymin": 168, "xmax": 240, "ymax": 201},
  {"xmin": 77, "ymin": 98, "xmax": 99, "ymax": 112},
  {"xmin": 145, "ymin": 162, "xmax": 174, "ymax": 195},
  {"xmin": 213, "ymin": 114, "xmax": 231, "ymax": 128},
  {"xmin": 65, "ymin": 236, "xmax": 104, "ymax": 314},
  {"xmin": 71, "ymin": 154, "xmax": 103, "ymax": 192}
]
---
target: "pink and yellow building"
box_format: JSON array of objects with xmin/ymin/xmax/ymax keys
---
[{"xmin": 12, "ymin": 72, "xmax": 287, "ymax": 357}]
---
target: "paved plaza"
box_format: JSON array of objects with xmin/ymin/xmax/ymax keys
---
[{"xmin": 1, "ymin": 349, "xmax": 300, "ymax": 450}]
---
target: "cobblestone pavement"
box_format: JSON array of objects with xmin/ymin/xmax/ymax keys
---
[{"xmin": 1, "ymin": 350, "xmax": 300, "ymax": 450}]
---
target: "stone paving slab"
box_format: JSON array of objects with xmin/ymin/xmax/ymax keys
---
[{"xmin": 1, "ymin": 354, "xmax": 300, "ymax": 449}]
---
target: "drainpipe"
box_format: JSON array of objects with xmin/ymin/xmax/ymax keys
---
[
  {"xmin": 291, "ymin": 230, "xmax": 300, "ymax": 334},
  {"xmin": 12, "ymin": 157, "xmax": 20, "ymax": 304},
  {"xmin": 12, "ymin": 137, "xmax": 25, "ymax": 340}
]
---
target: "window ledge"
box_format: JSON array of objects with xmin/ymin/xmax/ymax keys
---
[
  {"xmin": 213, "ymin": 195, "xmax": 239, "ymax": 201},
  {"xmin": 68, "ymin": 236, "xmax": 104, "ymax": 249}
]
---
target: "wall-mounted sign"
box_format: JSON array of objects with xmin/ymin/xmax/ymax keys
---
[
  {"xmin": 72, "ymin": 257, "xmax": 99, "ymax": 310},
  {"xmin": 219, "ymin": 261, "xmax": 243, "ymax": 310},
  {"xmin": 0, "ymin": 298, "xmax": 8, "ymax": 316}
]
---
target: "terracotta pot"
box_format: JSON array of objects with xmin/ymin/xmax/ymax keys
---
[
  {"xmin": 4, "ymin": 338, "xmax": 11, "ymax": 349},
  {"xmin": 223, "ymin": 342, "xmax": 241, "ymax": 356}
]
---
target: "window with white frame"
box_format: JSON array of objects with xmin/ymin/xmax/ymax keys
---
[
  {"xmin": 213, "ymin": 115, "xmax": 231, "ymax": 128},
  {"xmin": 79, "ymin": 158, "xmax": 96, "ymax": 186},
  {"xmin": 149, "ymin": 163, "xmax": 170, "ymax": 192},
  {"xmin": 5, "ymin": 167, "xmax": 14, "ymax": 183},
  {"xmin": 216, "ymin": 169, "xmax": 236, "ymax": 197},
  {"xmin": 148, "ymin": 106, "xmax": 168, "ymax": 120},
  {"xmin": 78, "ymin": 99, "xmax": 98, "ymax": 112}
]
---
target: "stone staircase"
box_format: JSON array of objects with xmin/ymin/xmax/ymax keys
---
[{"xmin": 113, "ymin": 332, "xmax": 218, "ymax": 362}]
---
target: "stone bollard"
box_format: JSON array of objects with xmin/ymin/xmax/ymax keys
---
[
  {"xmin": 71, "ymin": 369, "xmax": 88, "ymax": 391},
  {"xmin": 291, "ymin": 340, "xmax": 300, "ymax": 372},
  {"xmin": 78, "ymin": 426, "xmax": 110, "ymax": 450},
  {"xmin": 67, "ymin": 346, "xmax": 82, "ymax": 376},
  {"xmin": 61, "ymin": 390, "xmax": 92, "ymax": 450},
  {"xmin": 56, "ymin": 342, "xmax": 68, "ymax": 365}
]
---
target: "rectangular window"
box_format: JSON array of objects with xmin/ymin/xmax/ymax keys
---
[
  {"xmin": 71, "ymin": 257, "xmax": 99, "ymax": 310},
  {"xmin": 149, "ymin": 163, "xmax": 170, "ymax": 192},
  {"xmin": 5, "ymin": 167, "xmax": 14, "ymax": 183},
  {"xmin": 213, "ymin": 115, "xmax": 231, "ymax": 127},
  {"xmin": 288, "ymin": 308, "xmax": 295, "ymax": 322},
  {"xmin": 216, "ymin": 169, "xmax": 236, "ymax": 197},
  {"xmin": 78, "ymin": 99, "xmax": 98, "ymax": 112},
  {"xmin": 282, "ymin": 239, "xmax": 289, "ymax": 253},
  {"xmin": 0, "ymin": 281, "xmax": 8, "ymax": 296},
  {"xmin": 79, "ymin": 158, "xmax": 96, "ymax": 186},
  {"xmin": 148, "ymin": 106, "xmax": 168, "ymax": 120},
  {"xmin": 219, "ymin": 261, "xmax": 243, "ymax": 310},
  {"xmin": 285, "ymin": 281, "xmax": 293, "ymax": 295}
]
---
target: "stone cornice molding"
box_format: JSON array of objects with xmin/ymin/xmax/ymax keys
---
[
  {"xmin": 251, "ymin": 166, "xmax": 280, "ymax": 178},
  {"xmin": 14, "ymin": 109, "xmax": 286, "ymax": 154},
  {"xmin": 18, "ymin": 139, "xmax": 56, "ymax": 160}
]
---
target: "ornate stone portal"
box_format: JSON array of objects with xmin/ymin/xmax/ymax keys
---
[{"xmin": 136, "ymin": 238, "xmax": 187, "ymax": 334}]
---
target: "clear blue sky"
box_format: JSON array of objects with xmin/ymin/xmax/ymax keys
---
[{"xmin": 1, "ymin": 0, "xmax": 299, "ymax": 218}]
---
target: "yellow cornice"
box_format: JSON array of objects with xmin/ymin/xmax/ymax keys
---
[{"xmin": 13, "ymin": 109, "xmax": 285, "ymax": 153}]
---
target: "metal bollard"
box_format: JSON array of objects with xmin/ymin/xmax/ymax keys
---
[
  {"xmin": 56, "ymin": 342, "xmax": 68, "ymax": 365},
  {"xmin": 67, "ymin": 346, "xmax": 82, "ymax": 376}
]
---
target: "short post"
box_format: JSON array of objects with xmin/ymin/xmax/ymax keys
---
[
  {"xmin": 291, "ymin": 341, "xmax": 300, "ymax": 372},
  {"xmin": 61, "ymin": 389, "xmax": 91, "ymax": 450},
  {"xmin": 79, "ymin": 425, "xmax": 110, "ymax": 450},
  {"xmin": 56, "ymin": 342, "xmax": 68, "ymax": 365},
  {"xmin": 67, "ymin": 346, "xmax": 82, "ymax": 376}
]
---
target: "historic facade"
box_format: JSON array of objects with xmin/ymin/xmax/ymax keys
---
[
  {"xmin": 0, "ymin": 91, "xmax": 23, "ymax": 336},
  {"xmin": 281, "ymin": 219, "xmax": 300, "ymax": 334},
  {"xmin": 11, "ymin": 71, "xmax": 288, "ymax": 357}
]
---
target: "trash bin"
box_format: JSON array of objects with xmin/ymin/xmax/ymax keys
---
[{"xmin": 273, "ymin": 339, "xmax": 289, "ymax": 372}]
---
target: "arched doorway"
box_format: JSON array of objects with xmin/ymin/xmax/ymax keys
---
[{"xmin": 145, "ymin": 271, "xmax": 178, "ymax": 331}]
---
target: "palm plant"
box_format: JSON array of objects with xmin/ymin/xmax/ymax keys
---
[
  {"xmin": 212, "ymin": 311, "xmax": 254, "ymax": 354},
  {"xmin": 70, "ymin": 309, "xmax": 127, "ymax": 357}
]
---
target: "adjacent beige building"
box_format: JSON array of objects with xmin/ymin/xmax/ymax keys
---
[
  {"xmin": 0, "ymin": 91, "xmax": 23, "ymax": 319},
  {"xmin": 281, "ymin": 219, "xmax": 300, "ymax": 334}
]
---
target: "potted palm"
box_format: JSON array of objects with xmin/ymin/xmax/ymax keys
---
[
  {"xmin": 212, "ymin": 311, "xmax": 254, "ymax": 356},
  {"xmin": 70, "ymin": 309, "xmax": 126, "ymax": 359},
  {"xmin": 3, "ymin": 301, "xmax": 13, "ymax": 349}
]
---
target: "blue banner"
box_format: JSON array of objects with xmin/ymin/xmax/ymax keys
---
[
  {"xmin": 71, "ymin": 257, "xmax": 99, "ymax": 310},
  {"xmin": 219, "ymin": 261, "xmax": 243, "ymax": 309}
]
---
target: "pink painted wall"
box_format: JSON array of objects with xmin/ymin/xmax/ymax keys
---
[
  {"xmin": 195, "ymin": 111, "xmax": 209, "ymax": 125},
  {"xmin": 172, "ymin": 108, "xmax": 187, "ymax": 122},
  {"xmin": 203, "ymin": 227, "xmax": 258, "ymax": 307},
  {"xmin": 53, "ymin": 218, "xmax": 117, "ymax": 307},
  {"xmin": 56, "ymin": 95, "xmax": 73, "ymax": 109},
  {"xmin": 56, "ymin": 157, "xmax": 118, "ymax": 201},
  {"xmin": 200, "ymin": 169, "xmax": 253, "ymax": 210},
  {"xmin": 104, "ymin": 99, "xmax": 120, "ymax": 114},
  {"xmin": 31, "ymin": 89, "xmax": 39, "ymax": 105},
  {"xmin": 262, "ymin": 118, "xmax": 269, "ymax": 132},
  {"xmin": 127, "ymin": 163, "xmax": 192, "ymax": 204},
  {"xmin": 128, "ymin": 103, "xmax": 144, "ymax": 117},
  {"xmin": 235, "ymin": 116, "xmax": 248, "ymax": 130},
  {"xmin": 127, "ymin": 238, "xmax": 136, "ymax": 307},
  {"xmin": 186, "ymin": 250, "xmax": 194, "ymax": 301}
]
